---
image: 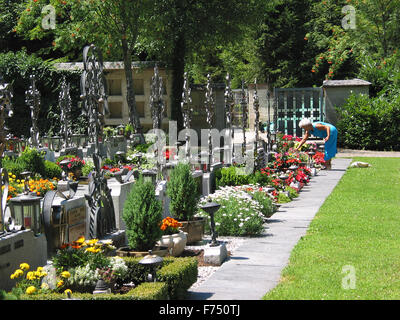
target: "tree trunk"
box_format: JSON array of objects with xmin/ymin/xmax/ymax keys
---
[
  {"xmin": 170, "ymin": 34, "xmax": 186, "ymax": 132},
  {"xmin": 121, "ymin": 38, "xmax": 145, "ymax": 142}
]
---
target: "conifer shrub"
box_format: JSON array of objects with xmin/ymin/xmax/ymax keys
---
[
  {"xmin": 122, "ymin": 176, "xmax": 163, "ymax": 251},
  {"xmin": 166, "ymin": 162, "xmax": 200, "ymax": 221}
]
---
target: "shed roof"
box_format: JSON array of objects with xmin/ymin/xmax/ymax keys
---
[{"xmin": 322, "ymin": 79, "xmax": 371, "ymax": 87}]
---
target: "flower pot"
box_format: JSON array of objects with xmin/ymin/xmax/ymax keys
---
[
  {"xmin": 73, "ymin": 169, "xmax": 82, "ymax": 179},
  {"xmin": 115, "ymin": 245, "xmax": 169, "ymax": 258},
  {"xmin": 179, "ymin": 217, "xmax": 206, "ymax": 244},
  {"xmin": 157, "ymin": 231, "xmax": 188, "ymax": 257}
]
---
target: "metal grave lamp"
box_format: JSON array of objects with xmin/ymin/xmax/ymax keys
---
[
  {"xmin": 139, "ymin": 250, "xmax": 164, "ymax": 282},
  {"xmin": 142, "ymin": 169, "xmax": 157, "ymax": 185},
  {"xmin": 200, "ymin": 200, "xmax": 221, "ymax": 247},
  {"xmin": 51, "ymin": 136, "xmax": 63, "ymax": 152},
  {"xmin": 115, "ymin": 150, "xmax": 126, "ymax": 166},
  {"xmin": 279, "ymin": 174, "xmax": 289, "ymax": 182},
  {"xmin": 307, "ymin": 150, "xmax": 316, "ymax": 168},
  {"xmin": 117, "ymin": 124, "xmax": 125, "ymax": 137},
  {"xmin": 8, "ymin": 182, "xmax": 42, "ymax": 235},
  {"xmin": 162, "ymin": 161, "xmax": 175, "ymax": 182},
  {"xmin": 59, "ymin": 158, "xmax": 71, "ymax": 181}
]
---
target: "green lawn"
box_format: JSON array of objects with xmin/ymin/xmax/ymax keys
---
[{"xmin": 263, "ymin": 157, "xmax": 400, "ymax": 300}]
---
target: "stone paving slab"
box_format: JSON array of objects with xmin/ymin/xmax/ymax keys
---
[{"xmin": 186, "ymin": 158, "xmax": 352, "ymax": 300}]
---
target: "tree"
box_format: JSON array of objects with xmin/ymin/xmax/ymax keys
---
[
  {"xmin": 139, "ymin": 0, "xmax": 263, "ymax": 130},
  {"xmin": 307, "ymin": 0, "xmax": 400, "ymax": 82},
  {"xmin": 16, "ymin": 0, "xmax": 149, "ymax": 140},
  {"xmin": 254, "ymin": 0, "xmax": 323, "ymax": 89}
]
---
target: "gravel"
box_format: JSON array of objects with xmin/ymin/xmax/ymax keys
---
[{"xmin": 187, "ymin": 235, "xmax": 247, "ymax": 290}]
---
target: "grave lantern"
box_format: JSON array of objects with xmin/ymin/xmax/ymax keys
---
[
  {"xmin": 200, "ymin": 200, "xmax": 221, "ymax": 247},
  {"xmin": 142, "ymin": 169, "xmax": 157, "ymax": 185},
  {"xmin": 52, "ymin": 136, "xmax": 63, "ymax": 151},
  {"xmin": 139, "ymin": 250, "xmax": 163, "ymax": 282},
  {"xmin": 9, "ymin": 193, "xmax": 42, "ymax": 236},
  {"xmin": 161, "ymin": 162, "xmax": 175, "ymax": 182},
  {"xmin": 41, "ymin": 135, "xmax": 50, "ymax": 148},
  {"xmin": 117, "ymin": 124, "xmax": 125, "ymax": 136}
]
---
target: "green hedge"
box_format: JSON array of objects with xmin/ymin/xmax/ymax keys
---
[
  {"xmin": 336, "ymin": 91, "xmax": 400, "ymax": 151},
  {"xmin": 121, "ymin": 256, "xmax": 198, "ymax": 300},
  {"xmin": 18, "ymin": 282, "xmax": 168, "ymax": 300},
  {"xmin": 157, "ymin": 257, "xmax": 198, "ymax": 300}
]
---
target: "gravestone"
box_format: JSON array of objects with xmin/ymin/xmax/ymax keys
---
[{"xmin": 0, "ymin": 230, "xmax": 47, "ymax": 292}]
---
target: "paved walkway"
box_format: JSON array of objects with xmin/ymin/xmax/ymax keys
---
[{"xmin": 186, "ymin": 158, "xmax": 352, "ymax": 300}]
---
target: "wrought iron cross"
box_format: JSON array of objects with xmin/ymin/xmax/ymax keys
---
[
  {"xmin": 205, "ymin": 74, "xmax": 215, "ymax": 170},
  {"xmin": 240, "ymin": 80, "xmax": 248, "ymax": 157},
  {"xmin": 181, "ymin": 72, "xmax": 193, "ymax": 160},
  {"xmin": 80, "ymin": 45, "xmax": 116, "ymax": 239},
  {"xmin": 0, "ymin": 75, "xmax": 13, "ymax": 234},
  {"xmin": 59, "ymin": 77, "xmax": 72, "ymax": 149},
  {"xmin": 150, "ymin": 64, "xmax": 165, "ymax": 130},
  {"xmin": 25, "ymin": 74, "xmax": 41, "ymax": 148}
]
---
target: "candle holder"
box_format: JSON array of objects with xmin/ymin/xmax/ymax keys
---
[{"xmin": 200, "ymin": 200, "xmax": 221, "ymax": 247}]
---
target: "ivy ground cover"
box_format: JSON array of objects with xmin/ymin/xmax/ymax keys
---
[{"xmin": 263, "ymin": 157, "xmax": 400, "ymax": 300}]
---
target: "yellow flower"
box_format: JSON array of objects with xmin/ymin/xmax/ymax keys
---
[
  {"xmin": 26, "ymin": 286, "xmax": 36, "ymax": 295},
  {"xmin": 61, "ymin": 271, "xmax": 71, "ymax": 279},
  {"xmin": 75, "ymin": 236, "xmax": 85, "ymax": 244},
  {"xmin": 12, "ymin": 175, "xmax": 16, "ymax": 179},
  {"xmin": 20, "ymin": 263, "xmax": 29, "ymax": 271},
  {"xmin": 87, "ymin": 239, "xmax": 99, "ymax": 246},
  {"xmin": 10, "ymin": 274, "xmax": 15, "ymax": 280},
  {"xmin": 64, "ymin": 289, "xmax": 72, "ymax": 295},
  {"xmin": 57, "ymin": 280, "xmax": 64, "ymax": 288},
  {"xmin": 13, "ymin": 269, "xmax": 24, "ymax": 278},
  {"xmin": 41, "ymin": 282, "xmax": 49, "ymax": 290},
  {"xmin": 26, "ymin": 271, "xmax": 36, "ymax": 281}
]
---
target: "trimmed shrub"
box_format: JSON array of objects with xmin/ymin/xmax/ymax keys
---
[
  {"xmin": 1, "ymin": 147, "xmax": 46, "ymax": 178},
  {"xmin": 18, "ymin": 282, "xmax": 168, "ymax": 300},
  {"xmin": 215, "ymin": 166, "xmax": 250, "ymax": 188},
  {"xmin": 122, "ymin": 177, "xmax": 163, "ymax": 251},
  {"xmin": 167, "ymin": 162, "xmax": 200, "ymax": 221},
  {"xmin": 157, "ymin": 257, "xmax": 198, "ymax": 300},
  {"xmin": 337, "ymin": 91, "xmax": 400, "ymax": 151},
  {"xmin": 43, "ymin": 160, "xmax": 62, "ymax": 179}
]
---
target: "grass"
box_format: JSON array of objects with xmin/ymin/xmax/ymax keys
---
[{"xmin": 263, "ymin": 157, "xmax": 400, "ymax": 300}]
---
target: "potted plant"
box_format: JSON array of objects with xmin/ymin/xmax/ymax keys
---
[
  {"xmin": 157, "ymin": 217, "xmax": 188, "ymax": 257},
  {"xmin": 166, "ymin": 162, "xmax": 204, "ymax": 244},
  {"xmin": 117, "ymin": 176, "xmax": 167, "ymax": 257}
]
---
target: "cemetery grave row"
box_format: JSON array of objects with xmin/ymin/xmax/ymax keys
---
[{"xmin": 0, "ymin": 45, "xmax": 327, "ymax": 300}]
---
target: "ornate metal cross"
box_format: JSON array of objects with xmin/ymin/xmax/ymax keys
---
[
  {"xmin": 240, "ymin": 80, "xmax": 248, "ymax": 157},
  {"xmin": 59, "ymin": 77, "xmax": 72, "ymax": 149},
  {"xmin": 181, "ymin": 72, "xmax": 193, "ymax": 160},
  {"xmin": 25, "ymin": 74, "xmax": 41, "ymax": 148},
  {"xmin": 80, "ymin": 44, "xmax": 116, "ymax": 239},
  {"xmin": 205, "ymin": 74, "xmax": 215, "ymax": 170},
  {"xmin": 150, "ymin": 64, "xmax": 165, "ymax": 130},
  {"xmin": 0, "ymin": 75, "xmax": 13, "ymax": 234},
  {"xmin": 224, "ymin": 73, "xmax": 235, "ymax": 161}
]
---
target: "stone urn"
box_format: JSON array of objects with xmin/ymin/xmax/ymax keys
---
[
  {"xmin": 179, "ymin": 217, "xmax": 206, "ymax": 244},
  {"xmin": 157, "ymin": 231, "xmax": 188, "ymax": 257}
]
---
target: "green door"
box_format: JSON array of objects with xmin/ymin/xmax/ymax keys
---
[{"xmin": 274, "ymin": 87, "xmax": 325, "ymax": 137}]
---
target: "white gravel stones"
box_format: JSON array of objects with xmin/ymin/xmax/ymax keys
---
[{"xmin": 188, "ymin": 235, "xmax": 246, "ymax": 290}]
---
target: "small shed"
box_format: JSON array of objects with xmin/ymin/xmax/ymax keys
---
[{"xmin": 322, "ymin": 78, "xmax": 371, "ymax": 126}]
